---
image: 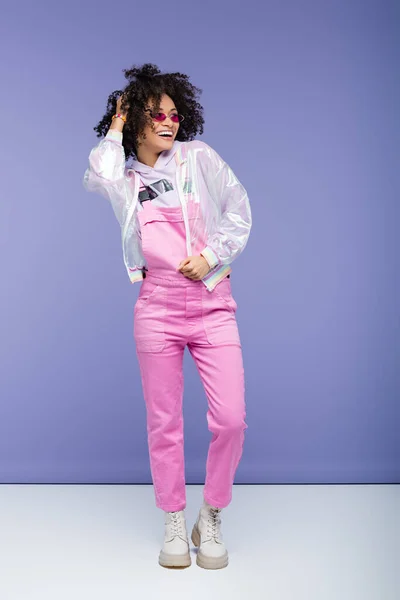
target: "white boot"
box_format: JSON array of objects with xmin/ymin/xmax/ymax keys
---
[
  {"xmin": 159, "ymin": 510, "xmax": 191, "ymax": 568},
  {"xmin": 191, "ymin": 501, "xmax": 229, "ymax": 569}
]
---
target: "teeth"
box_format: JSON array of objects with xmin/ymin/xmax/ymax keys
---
[{"xmin": 158, "ymin": 131, "xmax": 172, "ymax": 137}]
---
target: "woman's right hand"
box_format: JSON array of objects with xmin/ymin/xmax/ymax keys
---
[
  {"xmin": 116, "ymin": 94, "xmax": 129, "ymax": 118},
  {"xmin": 109, "ymin": 94, "xmax": 129, "ymax": 132}
]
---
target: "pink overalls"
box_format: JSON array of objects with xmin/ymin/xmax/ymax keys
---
[{"xmin": 134, "ymin": 198, "xmax": 248, "ymax": 512}]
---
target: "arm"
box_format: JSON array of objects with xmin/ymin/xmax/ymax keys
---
[
  {"xmin": 199, "ymin": 144, "xmax": 252, "ymax": 269},
  {"xmin": 82, "ymin": 118, "xmax": 133, "ymax": 227},
  {"xmin": 83, "ymin": 113, "xmax": 144, "ymax": 280}
]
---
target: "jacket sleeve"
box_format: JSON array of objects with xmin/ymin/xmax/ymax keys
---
[
  {"xmin": 199, "ymin": 143, "xmax": 252, "ymax": 269},
  {"xmin": 82, "ymin": 129, "xmax": 133, "ymax": 228}
]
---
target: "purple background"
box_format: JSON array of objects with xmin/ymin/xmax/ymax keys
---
[{"xmin": 1, "ymin": 0, "xmax": 398, "ymax": 483}]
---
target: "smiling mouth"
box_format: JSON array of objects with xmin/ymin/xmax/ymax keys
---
[{"xmin": 157, "ymin": 131, "xmax": 174, "ymax": 140}]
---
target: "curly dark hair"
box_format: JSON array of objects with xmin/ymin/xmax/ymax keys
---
[{"xmin": 93, "ymin": 63, "xmax": 205, "ymax": 161}]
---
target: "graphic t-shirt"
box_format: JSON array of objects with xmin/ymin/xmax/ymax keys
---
[{"xmin": 130, "ymin": 140, "xmax": 182, "ymax": 211}]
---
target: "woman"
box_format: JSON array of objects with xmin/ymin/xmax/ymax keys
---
[{"xmin": 83, "ymin": 63, "xmax": 252, "ymax": 570}]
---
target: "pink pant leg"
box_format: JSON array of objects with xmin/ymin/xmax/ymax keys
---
[
  {"xmin": 187, "ymin": 342, "xmax": 247, "ymax": 508},
  {"xmin": 136, "ymin": 344, "xmax": 186, "ymax": 512}
]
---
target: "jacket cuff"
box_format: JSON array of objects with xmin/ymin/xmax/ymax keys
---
[
  {"xmin": 128, "ymin": 267, "xmax": 144, "ymax": 283},
  {"xmin": 200, "ymin": 247, "xmax": 219, "ymax": 270},
  {"xmin": 105, "ymin": 129, "xmax": 123, "ymax": 144}
]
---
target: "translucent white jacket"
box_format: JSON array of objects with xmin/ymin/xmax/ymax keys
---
[{"xmin": 83, "ymin": 129, "xmax": 252, "ymax": 291}]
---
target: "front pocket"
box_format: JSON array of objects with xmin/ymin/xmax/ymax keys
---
[
  {"xmin": 134, "ymin": 283, "xmax": 160, "ymax": 317},
  {"xmin": 213, "ymin": 288, "xmax": 238, "ymax": 314},
  {"xmin": 134, "ymin": 284, "xmax": 167, "ymax": 352},
  {"xmin": 202, "ymin": 285, "xmax": 241, "ymax": 346},
  {"xmin": 213, "ymin": 280, "xmax": 238, "ymax": 315}
]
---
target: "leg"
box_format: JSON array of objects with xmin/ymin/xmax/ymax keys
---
[
  {"xmin": 136, "ymin": 343, "xmax": 186, "ymax": 512},
  {"xmin": 187, "ymin": 342, "xmax": 247, "ymax": 508}
]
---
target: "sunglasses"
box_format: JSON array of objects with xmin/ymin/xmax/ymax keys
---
[{"xmin": 145, "ymin": 109, "xmax": 185, "ymax": 123}]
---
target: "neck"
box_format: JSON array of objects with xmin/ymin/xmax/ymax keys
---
[{"xmin": 136, "ymin": 145, "xmax": 161, "ymax": 168}]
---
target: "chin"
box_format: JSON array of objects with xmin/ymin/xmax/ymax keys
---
[{"xmin": 157, "ymin": 140, "xmax": 174, "ymax": 151}]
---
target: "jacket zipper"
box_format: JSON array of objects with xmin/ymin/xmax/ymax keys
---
[
  {"xmin": 176, "ymin": 160, "xmax": 192, "ymax": 257},
  {"xmin": 122, "ymin": 172, "xmax": 140, "ymax": 266}
]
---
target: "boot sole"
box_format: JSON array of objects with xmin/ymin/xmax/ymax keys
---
[
  {"xmin": 159, "ymin": 549, "xmax": 192, "ymax": 569},
  {"xmin": 191, "ymin": 524, "xmax": 229, "ymax": 570}
]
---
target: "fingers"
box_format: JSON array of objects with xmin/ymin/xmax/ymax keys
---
[
  {"xmin": 177, "ymin": 257, "xmax": 202, "ymax": 280},
  {"xmin": 177, "ymin": 258, "xmax": 191, "ymax": 271},
  {"xmin": 178, "ymin": 258, "xmax": 191, "ymax": 269},
  {"xmin": 183, "ymin": 267, "xmax": 200, "ymax": 279}
]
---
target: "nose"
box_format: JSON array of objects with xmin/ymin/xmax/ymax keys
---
[{"xmin": 163, "ymin": 115, "xmax": 175, "ymax": 126}]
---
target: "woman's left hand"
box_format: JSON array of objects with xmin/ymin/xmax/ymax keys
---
[{"xmin": 177, "ymin": 255, "xmax": 210, "ymax": 280}]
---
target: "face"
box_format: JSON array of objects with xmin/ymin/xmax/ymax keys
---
[{"xmin": 137, "ymin": 93, "xmax": 180, "ymax": 153}]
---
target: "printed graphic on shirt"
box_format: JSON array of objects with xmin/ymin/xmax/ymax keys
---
[{"xmin": 139, "ymin": 179, "xmax": 174, "ymax": 204}]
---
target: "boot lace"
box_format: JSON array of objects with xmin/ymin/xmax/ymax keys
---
[
  {"xmin": 207, "ymin": 507, "xmax": 222, "ymax": 540},
  {"xmin": 168, "ymin": 511, "xmax": 184, "ymax": 537}
]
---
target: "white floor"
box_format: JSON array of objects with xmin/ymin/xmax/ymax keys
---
[{"xmin": 0, "ymin": 484, "xmax": 398, "ymax": 600}]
